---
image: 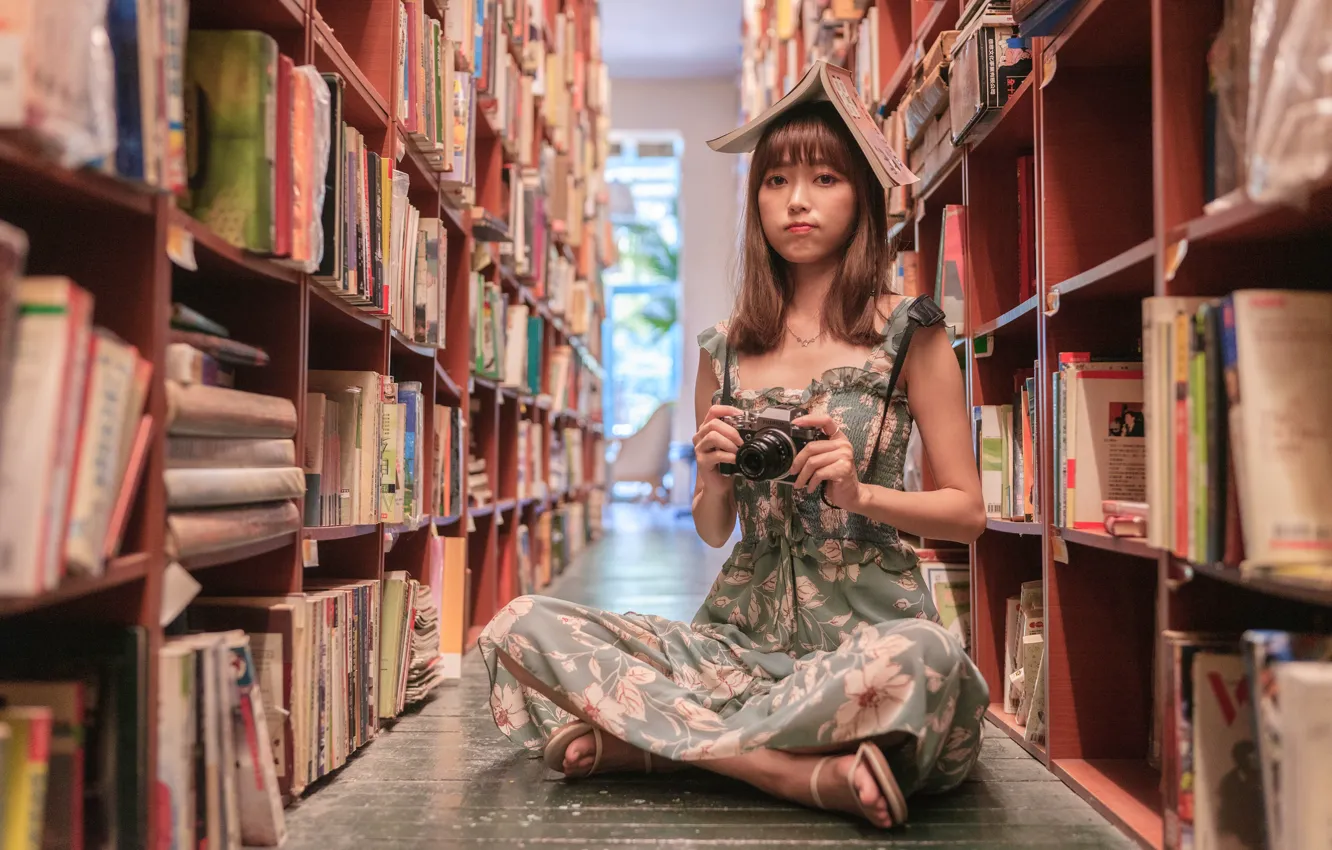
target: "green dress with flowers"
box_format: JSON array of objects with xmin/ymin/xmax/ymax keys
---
[{"xmin": 478, "ymin": 296, "xmax": 989, "ymax": 797}]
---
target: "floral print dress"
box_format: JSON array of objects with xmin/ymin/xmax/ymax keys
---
[{"xmin": 478, "ymin": 296, "xmax": 989, "ymax": 797}]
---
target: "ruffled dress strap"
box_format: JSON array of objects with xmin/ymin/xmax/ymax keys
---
[{"xmin": 697, "ymin": 321, "xmax": 735, "ymax": 392}]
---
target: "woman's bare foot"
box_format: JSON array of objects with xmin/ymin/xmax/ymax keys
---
[{"xmin": 561, "ymin": 729, "xmax": 675, "ymax": 776}]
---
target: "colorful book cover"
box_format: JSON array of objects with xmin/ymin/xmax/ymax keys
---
[{"xmin": 184, "ymin": 31, "xmax": 278, "ymax": 252}]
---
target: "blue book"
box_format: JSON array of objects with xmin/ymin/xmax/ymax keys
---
[{"xmin": 398, "ymin": 382, "xmax": 422, "ymax": 518}]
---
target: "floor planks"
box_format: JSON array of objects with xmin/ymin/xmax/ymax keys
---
[{"xmin": 282, "ymin": 506, "xmax": 1136, "ymax": 848}]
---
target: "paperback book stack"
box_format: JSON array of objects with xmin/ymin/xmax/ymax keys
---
[
  {"xmin": 405, "ymin": 584, "xmax": 444, "ymax": 704},
  {"xmin": 0, "ymin": 227, "xmax": 156, "ymax": 597},
  {"xmin": 163, "ymin": 307, "xmax": 302, "ymax": 562}
]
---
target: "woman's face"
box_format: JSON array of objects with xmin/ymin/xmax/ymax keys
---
[{"xmin": 757, "ymin": 160, "xmax": 857, "ymax": 266}]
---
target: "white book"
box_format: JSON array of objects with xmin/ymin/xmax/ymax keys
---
[
  {"xmin": 976, "ymin": 405, "xmax": 1003, "ymax": 517},
  {"xmin": 65, "ymin": 330, "xmax": 140, "ymax": 576},
  {"xmin": 1191, "ymin": 651, "xmax": 1260, "ymax": 850},
  {"xmin": 0, "ymin": 278, "xmax": 92, "ymax": 595},
  {"xmin": 1228, "ymin": 291, "xmax": 1332, "ymax": 571},
  {"xmin": 1275, "ymin": 662, "xmax": 1332, "ymax": 850},
  {"xmin": 1063, "ymin": 360, "xmax": 1144, "ymax": 530}
]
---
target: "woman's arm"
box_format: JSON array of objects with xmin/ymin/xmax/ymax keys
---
[
  {"xmin": 691, "ymin": 354, "xmax": 741, "ymax": 548},
  {"xmin": 791, "ymin": 323, "xmax": 986, "ymax": 544},
  {"xmin": 857, "ymin": 322, "xmax": 985, "ymax": 542}
]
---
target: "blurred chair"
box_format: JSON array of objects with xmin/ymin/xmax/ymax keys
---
[{"xmin": 606, "ymin": 402, "xmax": 674, "ymax": 504}]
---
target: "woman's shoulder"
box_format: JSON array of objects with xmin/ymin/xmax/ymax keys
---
[{"xmin": 696, "ymin": 319, "xmax": 731, "ymax": 352}]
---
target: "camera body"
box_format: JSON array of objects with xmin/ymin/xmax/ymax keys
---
[{"xmin": 718, "ymin": 404, "xmax": 827, "ymax": 483}]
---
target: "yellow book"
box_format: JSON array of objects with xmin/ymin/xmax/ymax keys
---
[
  {"xmin": 1, "ymin": 706, "xmax": 52, "ymax": 850},
  {"xmin": 439, "ymin": 536, "xmax": 468, "ymax": 679}
]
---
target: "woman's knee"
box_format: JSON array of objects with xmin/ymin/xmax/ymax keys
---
[{"xmin": 479, "ymin": 594, "xmax": 548, "ymax": 649}]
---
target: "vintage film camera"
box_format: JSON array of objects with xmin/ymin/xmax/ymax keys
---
[{"xmin": 718, "ymin": 404, "xmax": 827, "ymax": 484}]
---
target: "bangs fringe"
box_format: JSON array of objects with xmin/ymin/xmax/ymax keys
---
[{"xmin": 752, "ymin": 102, "xmax": 855, "ymax": 177}]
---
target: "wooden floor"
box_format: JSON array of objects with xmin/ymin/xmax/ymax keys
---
[{"xmin": 283, "ymin": 505, "xmax": 1137, "ymax": 848}]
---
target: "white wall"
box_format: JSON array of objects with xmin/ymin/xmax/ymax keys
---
[{"xmin": 611, "ymin": 77, "xmax": 741, "ymax": 501}]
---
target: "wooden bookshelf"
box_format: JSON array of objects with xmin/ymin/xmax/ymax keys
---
[
  {"xmin": 753, "ymin": 1, "xmax": 1332, "ymax": 848},
  {"xmin": 0, "ymin": 0, "xmax": 607, "ymax": 845}
]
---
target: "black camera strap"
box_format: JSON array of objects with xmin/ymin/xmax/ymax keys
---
[{"xmin": 717, "ymin": 296, "xmax": 946, "ymax": 508}]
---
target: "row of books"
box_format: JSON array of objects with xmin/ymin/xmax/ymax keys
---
[
  {"xmin": 975, "ymin": 369, "xmax": 1038, "ymax": 523},
  {"xmin": 304, "ymin": 372, "xmax": 466, "ymax": 528},
  {"xmin": 157, "ymin": 630, "xmax": 286, "ymax": 849},
  {"xmin": 1001, "ymin": 579, "xmax": 1046, "ymax": 746},
  {"xmin": 316, "ymin": 78, "xmax": 449, "ymax": 345},
  {"xmin": 1143, "ymin": 291, "xmax": 1332, "ymax": 586},
  {"xmin": 0, "ymin": 228, "xmax": 154, "ymax": 597},
  {"xmin": 1163, "ymin": 630, "xmax": 1332, "ymax": 850}
]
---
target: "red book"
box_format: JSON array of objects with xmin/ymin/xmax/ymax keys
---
[
  {"xmin": 274, "ymin": 54, "xmax": 294, "ymax": 258},
  {"xmin": 1017, "ymin": 154, "xmax": 1036, "ymax": 302}
]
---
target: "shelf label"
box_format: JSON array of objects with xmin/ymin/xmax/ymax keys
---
[
  {"xmin": 166, "ymin": 223, "xmax": 197, "ymax": 271},
  {"xmin": 1164, "ymin": 238, "xmax": 1189, "ymax": 282},
  {"xmin": 974, "ymin": 332, "xmax": 994, "ymax": 358},
  {"xmin": 1052, "ymin": 532, "xmax": 1069, "ymax": 564},
  {"xmin": 1044, "ymin": 288, "xmax": 1061, "ymax": 316}
]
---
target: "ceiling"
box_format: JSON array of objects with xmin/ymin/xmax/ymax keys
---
[{"xmin": 600, "ymin": 0, "xmax": 743, "ymax": 80}]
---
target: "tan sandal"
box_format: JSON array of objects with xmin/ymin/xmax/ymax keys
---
[
  {"xmin": 542, "ymin": 721, "xmax": 653, "ymax": 777},
  {"xmin": 808, "ymin": 742, "xmax": 908, "ymax": 827}
]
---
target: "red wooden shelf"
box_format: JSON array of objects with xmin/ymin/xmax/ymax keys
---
[
  {"xmin": 304, "ymin": 524, "xmax": 378, "ymax": 542},
  {"xmin": 877, "ymin": 49, "xmax": 912, "ymax": 113},
  {"xmin": 0, "ymin": 139, "xmax": 155, "ymax": 216},
  {"xmin": 1058, "ymin": 528, "xmax": 1158, "ymax": 561},
  {"xmin": 968, "ymin": 74, "xmax": 1036, "ymax": 155},
  {"xmin": 172, "ymin": 208, "xmax": 304, "ymax": 285},
  {"xmin": 1053, "ymin": 759, "xmax": 1163, "ymax": 850},
  {"xmin": 312, "ymin": 18, "xmax": 391, "ymax": 132},
  {"xmin": 307, "ymin": 279, "xmax": 386, "ymax": 332},
  {"xmin": 435, "ymin": 360, "xmax": 463, "ymax": 402},
  {"xmin": 390, "ymin": 328, "xmax": 440, "ymax": 360},
  {"xmin": 1051, "ymin": 238, "xmax": 1155, "ymax": 302},
  {"xmin": 985, "ymin": 703, "xmax": 1047, "ymax": 762},
  {"xmin": 0, "ymin": 552, "xmax": 152, "ymax": 618},
  {"xmin": 986, "ymin": 518, "xmax": 1043, "ymax": 537},
  {"xmin": 1173, "ymin": 179, "xmax": 1332, "ymax": 246},
  {"xmin": 973, "ymin": 294, "xmax": 1039, "ymax": 340},
  {"xmin": 1189, "ymin": 560, "xmax": 1332, "ymax": 608},
  {"xmin": 181, "ymin": 532, "xmax": 298, "ymax": 572}
]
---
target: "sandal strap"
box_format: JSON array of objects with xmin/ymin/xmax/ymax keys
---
[
  {"xmin": 587, "ymin": 727, "xmax": 603, "ymax": 777},
  {"xmin": 809, "ymin": 756, "xmax": 832, "ymax": 811}
]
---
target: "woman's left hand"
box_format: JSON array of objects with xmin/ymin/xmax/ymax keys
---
[{"xmin": 790, "ymin": 414, "xmax": 867, "ymax": 512}]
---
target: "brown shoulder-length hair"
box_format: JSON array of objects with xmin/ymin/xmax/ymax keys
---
[{"xmin": 727, "ymin": 100, "xmax": 893, "ymax": 355}]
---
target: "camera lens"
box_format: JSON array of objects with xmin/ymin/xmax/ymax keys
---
[{"xmin": 735, "ymin": 429, "xmax": 796, "ymax": 481}]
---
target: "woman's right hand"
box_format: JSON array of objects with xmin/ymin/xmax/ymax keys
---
[{"xmin": 693, "ymin": 405, "xmax": 744, "ymax": 487}]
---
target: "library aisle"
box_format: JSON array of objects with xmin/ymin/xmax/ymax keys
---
[{"xmin": 280, "ymin": 506, "xmax": 1136, "ymax": 849}]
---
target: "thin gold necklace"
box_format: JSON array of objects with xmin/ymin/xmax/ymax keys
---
[{"xmin": 786, "ymin": 316, "xmax": 823, "ymax": 347}]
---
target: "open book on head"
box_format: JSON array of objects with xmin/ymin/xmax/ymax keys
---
[{"xmin": 707, "ymin": 59, "xmax": 919, "ymax": 189}]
